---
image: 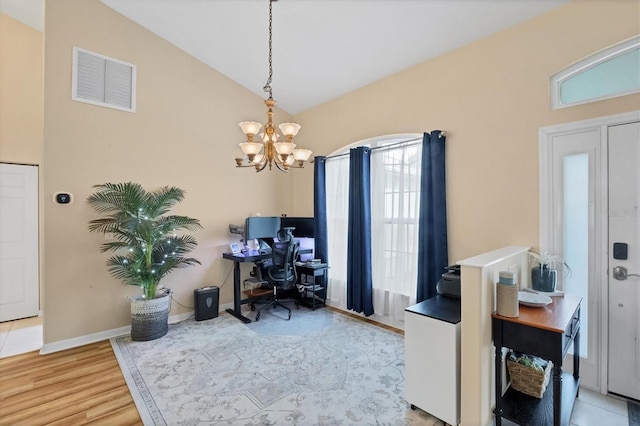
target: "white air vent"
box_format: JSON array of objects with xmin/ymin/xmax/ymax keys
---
[{"xmin": 72, "ymin": 47, "xmax": 136, "ymax": 112}]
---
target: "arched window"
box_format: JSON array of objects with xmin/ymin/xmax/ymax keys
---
[
  {"xmin": 551, "ymin": 35, "xmax": 640, "ymax": 109},
  {"xmin": 325, "ymin": 134, "xmax": 423, "ymax": 325}
]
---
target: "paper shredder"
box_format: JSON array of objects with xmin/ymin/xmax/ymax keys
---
[{"xmin": 194, "ymin": 286, "xmax": 219, "ymax": 321}]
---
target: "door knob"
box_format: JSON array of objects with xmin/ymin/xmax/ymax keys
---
[{"xmin": 613, "ymin": 266, "xmax": 640, "ymax": 280}]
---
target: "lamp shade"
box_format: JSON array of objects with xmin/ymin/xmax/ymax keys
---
[
  {"xmin": 240, "ymin": 142, "xmax": 263, "ymax": 156},
  {"xmin": 293, "ymin": 149, "xmax": 312, "ymax": 161},
  {"xmin": 274, "ymin": 142, "xmax": 296, "ymax": 155},
  {"xmin": 239, "ymin": 121, "xmax": 262, "ymax": 136},
  {"xmin": 279, "ymin": 122, "xmax": 301, "ymax": 137}
]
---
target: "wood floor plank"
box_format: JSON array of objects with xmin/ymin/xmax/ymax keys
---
[
  {"xmin": 1, "ymin": 354, "xmax": 118, "ymax": 400},
  {"xmin": 86, "ymin": 405, "xmax": 142, "ymax": 426},
  {"xmin": 0, "ymin": 370, "xmax": 125, "ymax": 416},
  {"xmin": 0, "ymin": 341, "xmax": 141, "ymax": 426},
  {"xmin": 0, "ymin": 343, "xmax": 113, "ymax": 382},
  {"xmin": 1, "ymin": 382, "xmax": 126, "ymax": 425}
]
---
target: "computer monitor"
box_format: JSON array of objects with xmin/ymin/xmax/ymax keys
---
[
  {"xmin": 280, "ymin": 217, "xmax": 315, "ymax": 238},
  {"xmin": 244, "ymin": 216, "xmax": 281, "ymax": 244}
]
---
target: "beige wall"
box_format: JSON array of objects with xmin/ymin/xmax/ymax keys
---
[
  {"xmin": 43, "ymin": 0, "xmax": 303, "ymax": 343},
  {"xmin": 0, "ymin": 13, "xmax": 43, "ymax": 164},
  {"xmin": 293, "ymin": 0, "xmax": 640, "ymax": 263}
]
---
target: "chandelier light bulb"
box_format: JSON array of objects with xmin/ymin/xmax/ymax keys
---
[
  {"xmin": 279, "ymin": 122, "xmax": 301, "ymax": 138},
  {"xmin": 293, "ymin": 149, "xmax": 312, "ymax": 161},
  {"xmin": 239, "ymin": 121, "xmax": 262, "ymax": 138},
  {"xmin": 240, "ymin": 142, "xmax": 263, "ymax": 156},
  {"xmin": 274, "ymin": 141, "xmax": 296, "ymax": 155}
]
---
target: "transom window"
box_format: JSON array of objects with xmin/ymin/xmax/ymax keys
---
[{"xmin": 551, "ymin": 35, "xmax": 640, "ymax": 109}]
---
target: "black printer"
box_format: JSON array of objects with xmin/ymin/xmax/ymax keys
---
[{"xmin": 436, "ymin": 265, "xmax": 461, "ymax": 299}]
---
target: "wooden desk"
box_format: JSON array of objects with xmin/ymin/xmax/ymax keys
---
[{"xmin": 492, "ymin": 295, "xmax": 582, "ymax": 426}]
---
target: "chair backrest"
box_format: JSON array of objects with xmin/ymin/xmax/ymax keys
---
[{"xmin": 268, "ymin": 239, "xmax": 300, "ymax": 287}]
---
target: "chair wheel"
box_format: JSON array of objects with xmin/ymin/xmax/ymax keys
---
[
  {"xmin": 250, "ymin": 305, "xmax": 256, "ymax": 311},
  {"xmin": 256, "ymin": 312, "xmax": 261, "ymax": 321},
  {"xmin": 287, "ymin": 311, "xmax": 291, "ymax": 320}
]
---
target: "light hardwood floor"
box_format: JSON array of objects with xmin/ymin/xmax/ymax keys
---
[{"xmin": 0, "ymin": 340, "xmax": 141, "ymax": 426}]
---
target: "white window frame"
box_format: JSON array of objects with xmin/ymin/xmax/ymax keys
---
[{"xmin": 551, "ymin": 35, "xmax": 640, "ymax": 110}]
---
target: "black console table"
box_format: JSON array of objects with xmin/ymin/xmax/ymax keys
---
[{"xmin": 492, "ymin": 295, "xmax": 581, "ymax": 426}]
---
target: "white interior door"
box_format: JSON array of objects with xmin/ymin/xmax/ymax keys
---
[
  {"xmin": 607, "ymin": 121, "xmax": 640, "ymax": 400},
  {"xmin": 0, "ymin": 163, "xmax": 39, "ymax": 322}
]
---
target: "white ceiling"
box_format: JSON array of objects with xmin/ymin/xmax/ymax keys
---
[{"xmin": 1, "ymin": 0, "xmax": 569, "ymax": 114}]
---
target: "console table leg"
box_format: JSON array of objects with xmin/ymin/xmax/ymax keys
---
[
  {"xmin": 553, "ymin": 364, "xmax": 562, "ymax": 426},
  {"xmin": 494, "ymin": 345, "xmax": 503, "ymax": 425},
  {"xmin": 574, "ymin": 327, "xmax": 580, "ymax": 398}
]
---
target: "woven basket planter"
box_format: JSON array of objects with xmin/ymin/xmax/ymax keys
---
[
  {"xmin": 130, "ymin": 292, "xmax": 170, "ymax": 341},
  {"xmin": 507, "ymin": 355, "xmax": 552, "ymax": 398}
]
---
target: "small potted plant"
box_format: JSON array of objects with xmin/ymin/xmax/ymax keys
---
[
  {"xmin": 528, "ymin": 251, "xmax": 571, "ymax": 292},
  {"xmin": 87, "ymin": 182, "xmax": 202, "ymax": 341}
]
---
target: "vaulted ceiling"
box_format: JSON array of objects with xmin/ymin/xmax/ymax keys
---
[{"xmin": 1, "ymin": 0, "xmax": 569, "ymax": 114}]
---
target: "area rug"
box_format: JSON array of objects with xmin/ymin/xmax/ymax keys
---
[{"xmin": 111, "ymin": 307, "xmax": 437, "ymax": 425}]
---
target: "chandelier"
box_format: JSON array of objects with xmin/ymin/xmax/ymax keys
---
[{"xmin": 235, "ymin": 0, "xmax": 312, "ymax": 172}]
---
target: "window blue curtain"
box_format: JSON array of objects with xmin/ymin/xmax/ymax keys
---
[
  {"xmin": 347, "ymin": 147, "xmax": 374, "ymax": 316},
  {"xmin": 313, "ymin": 156, "xmax": 328, "ymax": 263},
  {"xmin": 416, "ymin": 131, "xmax": 448, "ymax": 302}
]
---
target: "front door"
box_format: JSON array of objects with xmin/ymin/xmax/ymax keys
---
[
  {"xmin": 0, "ymin": 163, "xmax": 39, "ymax": 322},
  {"xmin": 607, "ymin": 121, "xmax": 640, "ymax": 400}
]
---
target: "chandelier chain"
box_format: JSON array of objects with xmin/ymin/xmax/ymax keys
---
[{"xmin": 264, "ymin": 0, "xmax": 274, "ymax": 100}]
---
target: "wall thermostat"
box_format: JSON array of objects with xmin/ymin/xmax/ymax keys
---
[{"xmin": 54, "ymin": 192, "xmax": 73, "ymax": 204}]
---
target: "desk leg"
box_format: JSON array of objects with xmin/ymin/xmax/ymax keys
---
[
  {"xmin": 494, "ymin": 344, "xmax": 503, "ymax": 426},
  {"xmin": 553, "ymin": 364, "xmax": 562, "ymax": 426},
  {"xmin": 225, "ymin": 260, "xmax": 251, "ymax": 323}
]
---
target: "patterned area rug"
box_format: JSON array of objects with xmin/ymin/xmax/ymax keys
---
[{"xmin": 111, "ymin": 307, "xmax": 437, "ymax": 425}]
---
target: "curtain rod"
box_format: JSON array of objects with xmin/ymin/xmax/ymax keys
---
[{"xmin": 324, "ymin": 131, "xmax": 446, "ymax": 161}]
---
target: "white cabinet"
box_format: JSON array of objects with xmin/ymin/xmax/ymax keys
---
[{"xmin": 405, "ymin": 296, "xmax": 461, "ymax": 425}]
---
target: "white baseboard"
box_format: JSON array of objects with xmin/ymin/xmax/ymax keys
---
[
  {"xmin": 40, "ymin": 325, "xmax": 131, "ymax": 355},
  {"xmin": 40, "ymin": 309, "xmax": 199, "ymax": 355}
]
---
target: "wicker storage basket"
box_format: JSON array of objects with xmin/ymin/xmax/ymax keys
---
[
  {"xmin": 507, "ymin": 353, "xmax": 552, "ymax": 398},
  {"xmin": 130, "ymin": 292, "xmax": 170, "ymax": 341}
]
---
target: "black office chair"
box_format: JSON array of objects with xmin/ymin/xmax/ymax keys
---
[{"xmin": 255, "ymin": 237, "xmax": 300, "ymax": 321}]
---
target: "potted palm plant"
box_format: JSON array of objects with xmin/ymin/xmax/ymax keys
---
[
  {"xmin": 87, "ymin": 182, "xmax": 202, "ymax": 341},
  {"xmin": 528, "ymin": 251, "xmax": 571, "ymax": 292}
]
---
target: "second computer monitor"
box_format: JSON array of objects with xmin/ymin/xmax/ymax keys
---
[{"xmin": 280, "ymin": 217, "xmax": 315, "ymax": 238}]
